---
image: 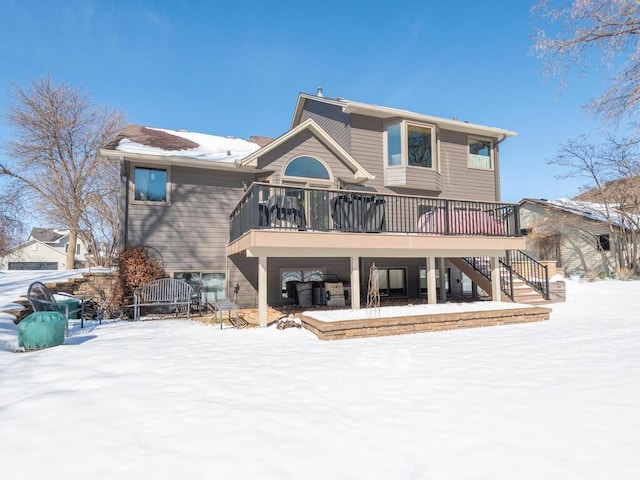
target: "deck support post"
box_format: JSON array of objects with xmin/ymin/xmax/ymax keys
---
[
  {"xmin": 438, "ymin": 258, "xmax": 447, "ymax": 302},
  {"xmin": 490, "ymin": 256, "xmax": 501, "ymax": 302},
  {"xmin": 258, "ymin": 256, "xmax": 268, "ymax": 327},
  {"xmin": 426, "ymin": 257, "xmax": 437, "ymax": 305},
  {"xmin": 350, "ymin": 255, "xmax": 360, "ymax": 310}
]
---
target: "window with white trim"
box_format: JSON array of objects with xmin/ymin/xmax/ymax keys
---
[
  {"xmin": 386, "ymin": 121, "xmax": 437, "ymax": 169},
  {"xmin": 134, "ymin": 166, "xmax": 169, "ymax": 203},
  {"xmin": 468, "ymin": 137, "xmax": 493, "ymax": 170},
  {"xmin": 283, "ymin": 156, "xmax": 331, "ymax": 181}
]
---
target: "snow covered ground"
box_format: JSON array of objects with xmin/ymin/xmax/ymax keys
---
[{"xmin": 1, "ymin": 270, "xmax": 639, "ymax": 479}]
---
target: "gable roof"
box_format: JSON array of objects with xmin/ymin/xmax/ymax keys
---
[
  {"xmin": 520, "ymin": 198, "xmax": 640, "ymax": 230},
  {"xmin": 292, "ymin": 93, "xmax": 518, "ymax": 139},
  {"xmin": 239, "ymin": 118, "xmax": 375, "ymax": 182},
  {"xmin": 101, "ymin": 125, "xmax": 261, "ymax": 165},
  {"xmin": 29, "ymin": 228, "xmax": 69, "ymax": 243}
]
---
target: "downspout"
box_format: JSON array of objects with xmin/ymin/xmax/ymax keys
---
[
  {"xmin": 494, "ymin": 134, "xmax": 508, "ymax": 202},
  {"xmin": 120, "ymin": 157, "xmax": 129, "ymax": 250}
]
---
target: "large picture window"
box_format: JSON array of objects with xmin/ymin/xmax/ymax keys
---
[
  {"xmin": 173, "ymin": 271, "xmax": 227, "ymax": 303},
  {"xmin": 377, "ymin": 267, "xmax": 407, "ymax": 297},
  {"xmin": 418, "ymin": 266, "xmax": 450, "ymax": 296},
  {"xmin": 385, "ymin": 121, "xmax": 436, "ymax": 170},
  {"xmin": 134, "ymin": 167, "xmax": 168, "ymax": 203},
  {"xmin": 281, "ymin": 268, "xmax": 324, "ymax": 300},
  {"xmin": 407, "ymin": 124, "xmax": 433, "ymax": 168}
]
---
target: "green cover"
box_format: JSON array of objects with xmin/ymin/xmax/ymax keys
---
[
  {"xmin": 18, "ymin": 311, "xmax": 66, "ymax": 350},
  {"xmin": 55, "ymin": 298, "xmax": 80, "ymax": 319}
]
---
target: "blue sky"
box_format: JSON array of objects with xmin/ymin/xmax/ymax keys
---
[{"xmin": 0, "ymin": 0, "xmax": 621, "ymax": 203}]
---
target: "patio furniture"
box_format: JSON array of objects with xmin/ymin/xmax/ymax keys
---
[
  {"xmin": 331, "ymin": 193, "xmax": 386, "ymax": 232},
  {"xmin": 27, "ymin": 281, "xmax": 86, "ymax": 336},
  {"xmin": 133, "ymin": 278, "xmax": 197, "ymax": 321},
  {"xmin": 18, "ymin": 311, "xmax": 67, "ymax": 350}
]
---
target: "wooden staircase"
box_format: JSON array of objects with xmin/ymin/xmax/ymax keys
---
[{"xmin": 450, "ymin": 257, "xmax": 550, "ymax": 306}]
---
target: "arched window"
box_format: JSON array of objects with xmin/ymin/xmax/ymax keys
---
[{"xmin": 283, "ymin": 156, "xmax": 331, "ymax": 180}]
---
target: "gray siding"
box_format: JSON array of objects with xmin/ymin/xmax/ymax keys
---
[
  {"xmin": 349, "ymin": 114, "xmax": 385, "ymax": 189},
  {"xmin": 437, "ymin": 130, "xmax": 498, "ymax": 202},
  {"xmin": 299, "ymin": 99, "xmax": 351, "ymax": 151},
  {"xmin": 256, "ymin": 129, "xmax": 355, "ymax": 183},
  {"xmin": 126, "ymin": 163, "xmax": 258, "ymax": 306},
  {"xmin": 345, "ymin": 115, "xmax": 499, "ymax": 202}
]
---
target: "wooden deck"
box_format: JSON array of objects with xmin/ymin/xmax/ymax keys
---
[{"xmin": 300, "ymin": 304, "xmax": 552, "ymax": 341}]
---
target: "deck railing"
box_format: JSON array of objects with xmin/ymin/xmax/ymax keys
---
[{"xmin": 230, "ymin": 183, "xmax": 521, "ymax": 242}]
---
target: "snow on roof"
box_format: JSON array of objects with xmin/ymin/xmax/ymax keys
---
[
  {"xmin": 532, "ymin": 198, "xmax": 640, "ymax": 229},
  {"xmin": 114, "ymin": 126, "xmax": 261, "ymax": 163}
]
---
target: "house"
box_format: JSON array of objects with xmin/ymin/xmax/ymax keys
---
[
  {"xmin": 0, "ymin": 228, "xmax": 90, "ymax": 270},
  {"xmin": 519, "ymin": 198, "xmax": 639, "ymax": 277},
  {"xmin": 101, "ymin": 90, "xmax": 549, "ymax": 326}
]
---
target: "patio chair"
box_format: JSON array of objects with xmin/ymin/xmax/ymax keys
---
[{"xmin": 26, "ymin": 281, "xmax": 86, "ymax": 336}]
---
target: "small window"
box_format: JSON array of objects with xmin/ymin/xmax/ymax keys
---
[
  {"xmin": 134, "ymin": 167, "xmax": 168, "ymax": 203},
  {"xmin": 597, "ymin": 234, "xmax": 610, "ymax": 252},
  {"xmin": 468, "ymin": 138, "xmax": 492, "ymax": 169},
  {"xmin": 387, "ymin": 124, "xmax": 402, "ymax": 166},
  {"xmin": 284, "ymin": 156, "xmax": 330, "ymax": 180}
]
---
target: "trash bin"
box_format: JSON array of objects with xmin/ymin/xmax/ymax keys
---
[
  {"xmin": 313, "ymin": 284, "xmax": 326, "ymax": 306},
  {"xmin": 296, "ymin": 282, "xmax": 313, "ymax": 308}
]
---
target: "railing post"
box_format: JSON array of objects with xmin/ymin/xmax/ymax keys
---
[
  {"xmin": 514, "ymin": 205, "xmax": 521, "ymax": 236},
  {"xmin": 544, "ymin": 264, "xmax": 550, "ymax": 300},
  {"xmin": 445, "ymin": 200, "xmax": 450, "ymax": 235}
]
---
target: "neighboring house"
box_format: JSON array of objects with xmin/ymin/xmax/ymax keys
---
[
  {"xmin": 101, "ymin": 90, "xmax": 533, "ymax": 326},
  {"xmin": 0, "ymin": 228, "xmax": 91, "ymax": 270},
  {"xmin": 519, "ymin": 198, "xmax": 638, "ymax": 277}
]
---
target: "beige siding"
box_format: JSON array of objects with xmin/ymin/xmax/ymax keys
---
[
  {"xmin": 438, "ymin": 130, "xmax": 497, "ymax": 201},
  {"xmin": 347, "ymin": 116, "xmax": 499, "ymax": 201},
  {"xmin": 299, "ymin": 99, "xmax": 351, "ymax": 151},
  {"xmin": 349, "ymin": 114, "xmax": 385, "ymax": 190},
  {"xmin": 520, "ymin": 202, "xmax": 616, "ymax": 277},
  {"xmin": 126, "ymin": 163, "xmax": 259, "ymax": 306},
  {"xmin": 256, "ymin": 129, "xmax": 355, "ymax": 183}
]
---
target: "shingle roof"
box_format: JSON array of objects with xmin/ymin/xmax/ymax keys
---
[
  {"xmin": 103, "ymin": 125, "xmax": 199, "ymax": 151},
  {"xmin": 521, "ymin": 198, "xmax": 640, "ymax": 229},
  {"xmin": 29, "ymin": 228, "xmax": 68, "ymax": 243}
]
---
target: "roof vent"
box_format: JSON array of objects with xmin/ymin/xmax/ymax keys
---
[{"xmin": 316, "ymin": 87, "xmax": 324, "ymax": 97}]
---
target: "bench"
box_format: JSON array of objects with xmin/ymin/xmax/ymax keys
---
[
  {"xmin": 133, "ymin": 278, "xmax": 199, "ymax": 321},
  {"xmin": 26, "ymin": 281, "xmax": 88, "ymax": 336}
]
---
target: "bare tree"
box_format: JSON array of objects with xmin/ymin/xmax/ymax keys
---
[
  {"xmin": 550, "ymin": 134, "xmax": 640, "ymax": 276},
  {"xmin": 0, "ymin": 179, "xmax": 24, "ymax": 257},
  {"xmin": 533, "ymin": 0, "xmax": 640, "ymax": 121},
  {"xmin": 0, "ymin": 74, "xmax": 125, "ymax": 268}
]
